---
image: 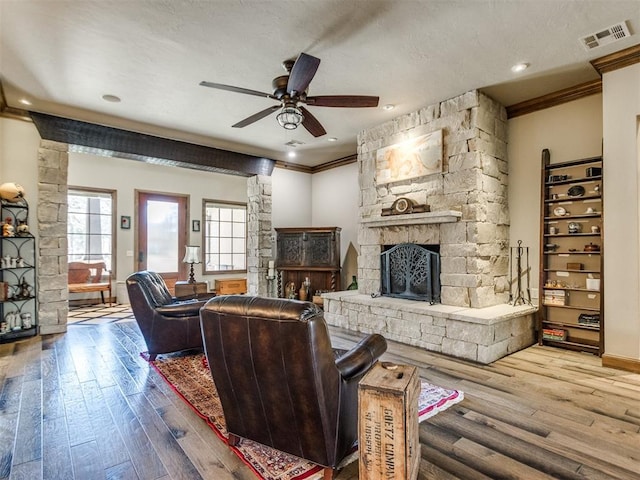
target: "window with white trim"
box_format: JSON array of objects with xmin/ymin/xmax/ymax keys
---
[
  {"xmin": 67, "ymin": 188, "xmax": 115, "ymax": 271},
  {"xmin": 203, "ymin": 200, "xmax": 246, "ymax": 273}
]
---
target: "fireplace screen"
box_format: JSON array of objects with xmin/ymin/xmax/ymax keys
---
[{"xmin": 380, "ymin": 243, "xmax": 440, "ymax": 303}]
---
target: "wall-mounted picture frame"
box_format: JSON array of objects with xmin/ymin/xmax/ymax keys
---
[
  {"xmin": 375, "ymin": 129, "xmax": 443, "ymax": 184},
  {"xmin": 121, "ymin": 216, "xmax": 131, "ymax": 229},
  {"xmin": 192, "ymin": 220, "xmax": 201, "ymax": 232}
]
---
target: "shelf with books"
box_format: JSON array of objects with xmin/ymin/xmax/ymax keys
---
[{"xmin": 538, "ymin": 149, "xmax": 603, "ymax": 355}]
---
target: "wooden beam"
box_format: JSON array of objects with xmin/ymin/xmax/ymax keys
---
[{"xmin": 29, "ymin": 112, "xmax": 275, "ymax": 177}]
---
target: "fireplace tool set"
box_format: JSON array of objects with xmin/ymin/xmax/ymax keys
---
[{"xmin": 510, "ymin": 240, "xmax": 532, "ymax": 306}]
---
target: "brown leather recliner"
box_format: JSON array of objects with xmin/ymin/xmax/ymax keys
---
[
  {"xmin": 126, "ymin": 271, "xmax": 210, "ymax": 360},
  {"xmin": 200, "ymin": 295, "xmax": 387, "ymax": 479}
]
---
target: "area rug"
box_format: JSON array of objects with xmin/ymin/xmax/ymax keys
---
[{"xmin": 144, "ymin": 352, "xmax": 463, "ymax": 480}]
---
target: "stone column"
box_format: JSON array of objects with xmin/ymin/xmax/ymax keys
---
[
  {"xmin": 246, "ymin": 175, "xmax": 272, "ymax": 296},
  {"xmin": 37, "ymin": 140, "xmax": 69, "ymax": 334}
]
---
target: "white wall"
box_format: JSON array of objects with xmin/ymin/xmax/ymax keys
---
[
  {"xmin": 69, "ymin": 152, "xmax": 248, "ymax": 295},
  {"xmin": 507, "ymin": 95, "xmax": 603, "ymax": 303},
  {"xmin": 0, "ymin": 118, "xmax": 41, "ymax": 221},
  {"xmin": 311, "ymin": 162, "xmax": 359, "ymax": 286},
  {"xmin": 271, "ymin": 168, "xmax": 312, "ymax": 227},
  {"xmin": 602, "ymin": 63, "xmax": 640, "ymax": 362}
]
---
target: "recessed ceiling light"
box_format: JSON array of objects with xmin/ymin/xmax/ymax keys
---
[
  {"xmin": 287, "ymin": 151, "xmax": 296, "ymax": 158},
  {"xmin": 102, "ymin": 94, "xmax": 121, "ymax": 103},
  {"xmin": 327, "ymin": 137, "xmax": 338, "ymax": 142},
  {"xmin": 511, "ymin": 63, "xmax": 529, "ymax": 73},
  {"xmin": 19, "ymin": 98, "xmax": 32, "ymax": 106},
  {"xmin": 382, "ymin": 104, "xmax": 395, "ymax": 111}
]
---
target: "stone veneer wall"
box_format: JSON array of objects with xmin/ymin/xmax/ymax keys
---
[
  {"xmin": 358, "ymin": 90, "xmax": 509, "ymax": 308},
  {"xmin": 37, "ymin": 140, "xmax": 69, "ymax": 334},
  {"xmin": 246, "ymin": 175, "xmax": 272, "ymax": 296}
]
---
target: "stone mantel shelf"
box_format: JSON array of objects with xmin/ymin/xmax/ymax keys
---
[{"xmin": 362, "ymin": 210, "xmax": 462, "ymax": 228}]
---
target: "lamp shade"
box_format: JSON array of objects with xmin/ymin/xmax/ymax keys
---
[
  {"xmin": 183, "ymin": 245, "xmax": 201, "ymax": 264},
  {"xmin": 276, "ymin": 105, "xmax": 304, "ymax": 130}
]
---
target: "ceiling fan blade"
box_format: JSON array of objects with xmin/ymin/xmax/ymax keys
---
[
  {"xmin": 287, "ymin": 53, "xmax": 321, "ymax": 95},
  {"xmin": 232, "ymin": 105, "xmax": 281, "ymax": 128},
  {"xmin": 305, "ymin": 95, "xmax": 380, "ymax": 107},
  {"xmin": 299, "ymin": 106, "xmax": 326, "ymax": 137},
  {"xmin": 200, "ymin": 81, "xmax": 275, "ymax": 99}
]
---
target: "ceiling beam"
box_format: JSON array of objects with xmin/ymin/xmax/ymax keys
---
[{"xmin": 29, "ymin": 112, "xmax": 275, "ymax": 177}]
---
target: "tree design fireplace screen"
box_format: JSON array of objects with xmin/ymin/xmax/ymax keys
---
[{"xmin": 380, "ymin": 243, "xmax": 440, "ymax": 303}]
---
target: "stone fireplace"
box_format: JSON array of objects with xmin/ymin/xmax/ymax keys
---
[{"xmin": 323, "ymin": 90, "xmax": 537, "ymax": 364}]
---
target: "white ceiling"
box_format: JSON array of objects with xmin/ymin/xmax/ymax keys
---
[{"xmin": 1, "ymin": 0, "xmax": 639, "ymax": 168}]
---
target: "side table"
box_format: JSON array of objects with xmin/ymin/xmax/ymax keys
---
[{"xmin": 175, "ymin": 281, "xmax": 211, "ymax": 299}]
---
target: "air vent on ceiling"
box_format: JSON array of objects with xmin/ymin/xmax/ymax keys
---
[
  {"xmin": 580, "ymin": 21, "xmax": 631, "ymax": 50},
  {"xmin": 284, "ymin": 140, "xmax": 305, "ymax": 147}
]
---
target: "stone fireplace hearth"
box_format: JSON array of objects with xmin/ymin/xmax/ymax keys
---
[{"xmin": 323, "ymin": 90, "xmax": 536, "ymax": 364}]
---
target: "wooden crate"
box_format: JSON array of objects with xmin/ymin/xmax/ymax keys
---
[
  {"xmin": 215, "ymin": 278, "xmax": 247, "ymax": 295},
  {"xmin": 358, "ymin": 362, "xmax": 420, "ymax": 480}
]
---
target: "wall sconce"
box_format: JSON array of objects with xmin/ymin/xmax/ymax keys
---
[{"xmin": 183, "ymin": 245, "xmax": 201, "ymax": 283}]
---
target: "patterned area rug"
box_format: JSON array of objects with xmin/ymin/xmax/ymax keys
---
[{"xmin": 145, "ymin": 352, "xmax": 463, "ymax": 480}]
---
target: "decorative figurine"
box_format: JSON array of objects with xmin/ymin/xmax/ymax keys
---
[
  {"xmin": 20, "ymin": 313, "xmax": 32, "ymax": 329},
  {"xmin": 16, "ymin": 221, "xmax": 29, "ymax": 235},
  {"xmin": 285, "ymin": 281, "xmax": 296, "ymax": 299},
  {"xmin": 0, "ymin": 182, "xmax": 25, "ymax": 203},
  {"xmin": 18, "ymin": 278, "xmax": 32, "ymax": 299},
  {"xmin": 2, "ymin": 218, "xmax": 14, "ymax": 237}
]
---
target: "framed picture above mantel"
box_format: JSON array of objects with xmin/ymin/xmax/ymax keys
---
[{"xmin": 375, "ymin": 129, "xmax": 443, "ymax": 184}]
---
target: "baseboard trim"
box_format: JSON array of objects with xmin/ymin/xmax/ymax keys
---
[{"xmin": 601, "ymin": 353, "xmax": 640, "ymax": 373}]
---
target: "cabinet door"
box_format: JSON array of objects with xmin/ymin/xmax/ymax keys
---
[
  {"xmin": 305, "ymin": 232, "xmax": 338, "ymax": 267},
  {"xmin": 277, "ymin": 233, "xmax": 304, "ymax": 267}
]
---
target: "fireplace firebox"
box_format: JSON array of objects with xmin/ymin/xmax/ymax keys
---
[{"xmin": 380, "ymin": 243, "xmax": 440, "ymax": 303}]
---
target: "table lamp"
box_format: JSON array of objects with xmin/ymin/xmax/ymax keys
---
[{"xmin": 183, "ymin": 245, "xmax": 201, "ymax": 283}]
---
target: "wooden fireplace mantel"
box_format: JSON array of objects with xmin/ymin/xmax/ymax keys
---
[{"xmin": 362, "ymin": 210, "xmax": 462, "ymax": 228}]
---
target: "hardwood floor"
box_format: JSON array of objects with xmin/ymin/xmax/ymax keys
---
[{"xmin": 1, "ymin": 306, "xmax": 639, "ymax": 479}]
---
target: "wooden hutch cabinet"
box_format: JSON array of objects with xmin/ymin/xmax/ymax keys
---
[{"xmin": 275, "ymin": 227, "xmax": 341, "ymax": 298}]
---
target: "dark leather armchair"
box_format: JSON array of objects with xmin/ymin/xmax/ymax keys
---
[
  {"xmin": 126, "ymin": 271, "xmax": 210, "ymax": 360},
  {"xmin": 200, "ymin": 295, "xmax": 387, "ymax": 479}
]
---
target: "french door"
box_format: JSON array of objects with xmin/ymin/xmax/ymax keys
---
[{"xmin": 136, "ymin": 191, "xmax": 189, "ymax": 291}]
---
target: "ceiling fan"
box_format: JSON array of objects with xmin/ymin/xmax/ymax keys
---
[{"xmin": 199, "ymin": 52, "xmax": 379, "ymax": 137}]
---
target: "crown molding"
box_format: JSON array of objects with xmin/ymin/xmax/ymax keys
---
[
  {"xmin": 0, "ymin": 83, "xmax": 31, "ymax": 122},
  {"xmin": 311, "ymin": 154, "xmax": 357, "ymax": 173},
  {"xmin": 591, "ymin": 43, "xmax": 640, "ymax": 75},
  {"xmin": 274, "ymin": 153, "xmax": 358, "ymax": 174},
  {"xmin": 273, "ymin": 160, "xmax": 313, "ymax": 174},
  {"xmin": 506, "ymin": 79, "xmax": 602, "ymax": 119}
]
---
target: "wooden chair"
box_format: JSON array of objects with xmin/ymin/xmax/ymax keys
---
[{"xmin": 68, "ymin": 261, "xmax": 113, "ymax": 305}]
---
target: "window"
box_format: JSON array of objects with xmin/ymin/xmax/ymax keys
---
[
  {"xmin": 203, "ymin": 200, "xmax": 246, "ymax": 273},
  {"xmin": 68, "ymin": 188, "xmax": 115, "ymax": 271}
]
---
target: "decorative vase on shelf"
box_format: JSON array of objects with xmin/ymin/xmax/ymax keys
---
[{"xmin": 347, "ymin": 275, "xmax": 358, "ymax": 290}]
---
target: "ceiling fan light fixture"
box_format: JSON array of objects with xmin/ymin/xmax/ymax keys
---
[{"xmin": 276, "ymin": 105, "xmax": 304, "ymax": 130}]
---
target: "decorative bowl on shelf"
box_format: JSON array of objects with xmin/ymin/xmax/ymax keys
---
[
  {"xmin": 553, "ymin": 206, "xmax": 567, "ymax": 216},
  {"xmin": 567, "ymin": 185, "xmax": 585, "ymax": 197},
  {"xmin": 568, "ymin": 222, "xmax": 581, "ymax": 234},
  {"xmin": 584, "ymin": 242, "xmax": 600, "ymax": 252}
]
